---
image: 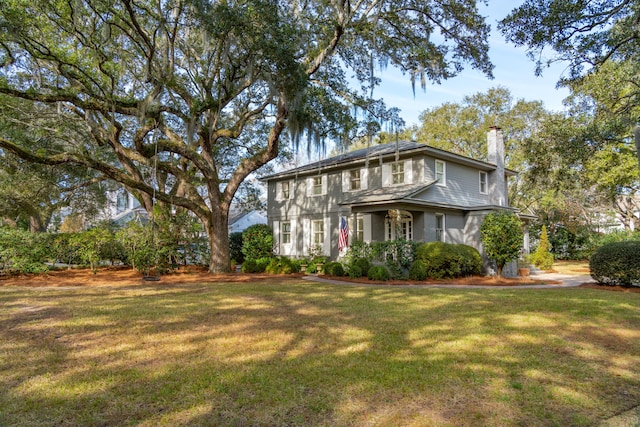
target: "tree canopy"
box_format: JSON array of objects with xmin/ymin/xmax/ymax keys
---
[{"xmin": 0, "ymin": 0, "xmax": 494, "ymax": 271}]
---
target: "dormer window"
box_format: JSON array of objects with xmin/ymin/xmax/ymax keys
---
[{"xmin": 391, "ymin": 162, "xmax": 404, "ymax": 184}]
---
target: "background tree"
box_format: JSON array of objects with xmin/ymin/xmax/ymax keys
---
[
  {"xmin": 499, "ymin": 0, "xmax": 640, "ymax": 168},
  {"xmin": 0, "ymin": 0, "xmax": 493, "ymax": 272},
  {"xmin": 480, "ymin": 211, "xmax": 524, "ymax": 277}
]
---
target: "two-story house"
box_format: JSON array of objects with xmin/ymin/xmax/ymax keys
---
[{"xmin": 262, "ymin": 127, "xmax": 528, "ymax": 271}]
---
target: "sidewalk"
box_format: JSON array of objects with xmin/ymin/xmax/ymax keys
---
[{"xmin": 303, "ymin": 271, "xmax": 595, "ymax": 289}]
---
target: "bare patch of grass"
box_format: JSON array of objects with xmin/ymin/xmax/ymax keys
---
[
  {"xmin": 552, "ymin": 260, "xmax": 591, "ymax": 275},
  {"xmin": 0, "ymin": 280, "xmax": 639, "ymax": 426}
]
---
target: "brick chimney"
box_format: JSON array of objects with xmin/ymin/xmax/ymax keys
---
[{"xmin": 487, "ymin": 127, "xmax": 506, "ymax": 206}]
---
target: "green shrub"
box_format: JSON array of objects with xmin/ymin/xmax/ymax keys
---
[
  {"xmin": 452, "ymin": 244, "xmax": 483, "ymax": 276},
  {"xmin": 265, "ymin": 257, "xmax": 294, "ymax": 274},
  {"xmin": 367, "ymin": 265, "xmax": 390, "ymax": 281},
  {"xmin": 242, "ymin": 224, "xmax": 274, "ymax": 261},
  {"xmin": 0, "ymin": 227, "xmax": 49, "ymax": 275},
  {"xmin": 352, "ymin": 258, "xmax": 371, "ymax": 277},
  {"xmin": 589, "ymin": 241, "xmax": 640, "ymax": 287},
  {"xmin": 241, "ymin": 259, "xmax": 258, "ymax": 273},
  {"xmin": 531, "ymin": 225, "xmax": 554, "ymax": 270},
  {"xmin": 255, "ymin": 257, "xmax": 272, "ymax": 273},
  {"xmin": 289, "ymin": 259, "xmax": 301, "ymax": 273},
  {"xmin": 416, "ymin": 241, "xmax": 482, "ymax": 279},
  {"xmin": 305, "ymin": 262, "xmax": 317, "ymax": 274},
  {"xmin": 409, "ymin": 259, "xmax": 427, "ymax": 281},
  {"xmin": 348, "ymin": 264, "xmax": 362, "ymax": 278},
  {"xmin": 229, "ymin": 232, "xmax": 245, "ymax": 263},
  {"xmin": 385, "ymin": 259, "xmax": 404, "ymax": 279},
  {"xmin": 325, "ymin": 261, "xmax": 345, "ymax": 276}
]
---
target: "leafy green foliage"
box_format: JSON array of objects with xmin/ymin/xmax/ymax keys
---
[
  {"xmin": 590, "ymin": 241, "xmax": 640, "ymax": 287},
  {"xmin": 408, "ymin": 260, "xmax": 427, "ymax": 281},
  {"xmin": 324, "ymin": 261, "xmax": 345, "ymax": 277},
  {"xmin": 480, "ymin": 212, "xmax": 523, "ymax": 277},
  {"xmin": 351, "ymin": 258, "xmax": 371, "ymax": 278},
  {"xmin": 367, "ymin": 265, "xmax": 390, "ymax": 281},
  {"xmin": 385, "ymin": 259, "xmax": 405, "ymax": 280},
  {"xmin": 229, "ymin": 232, "xmax": 245, "ymax": 264},
  {"xmin": 348, "ymin": 264, "xmax": 362, "ymax": 279},
  {"xmin": 415, "ymin": 241, "xmax": 482, "ymax": 279},
  {"xmin": 265, "ymin": 257, "xmax": 294, "ymax": 275},
  {"xmin": 531, "ymin": 225, "xmax": 554, "ymax": 270},
  {"xmin": 242, "ymin": 224, "xmax": 274, "ymax": 261},
  {"xmin": 0, "ymin": 227, "xmax": 48, "ymax": 275},
  {"xmin": 0, "ymin": 0, "xmax": 493, "ymax": 272}
]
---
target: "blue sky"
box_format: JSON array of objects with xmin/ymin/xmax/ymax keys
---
[{"xmin": 374, "ymin": 1, "xmax": 571, "ymax": 127}]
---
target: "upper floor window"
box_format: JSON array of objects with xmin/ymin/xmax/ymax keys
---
[
  {"xmin": 479, "ymin": 171, "xmax": 488, "ymax": 194},
  {"xmin": 350, "ymin": 169, "xmax": 361, "ymax": 190},
  {"xmin": 281, "ymin": 221, "xmax": 291, "ymax": 244},
  {"xmin": 312, "ymin": 176, "xmax": 323, "ymax": 195},
  {"xmin": 391, "ymin": 162, "xmax": 404, "ymax": 185},
  {"xmin": 435, "ymin": 160, "xmax": 446, "ymax": 186},
  {"xmin": 282, "ymin": 181, "xmax": 290, "ymax": 199}
]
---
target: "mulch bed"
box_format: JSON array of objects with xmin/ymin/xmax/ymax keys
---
[{"xmin": 1, "ymin": 266, "xmax": 637, "ymax": 292}]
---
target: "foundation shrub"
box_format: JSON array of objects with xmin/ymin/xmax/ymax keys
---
[
  {"xmin": 409, "ymin": 259, "xmax": 427, "ymax": 281},
  {"xmin": 348, "ymin": 264, "xmax": 362, "ymax": 278},
  {"xmin": 416, "ymin": 241, "xmax": 482, "ymax": 279},
  {"xmin": 324, "ymin": 261, "xmax": 345, "ymax": 276},
  {"xmin": 352, "ymin": 257, "xmax": 371, "ymax": 277},
  {"xmin": 367, "ymin": 265, "xmax": 390, "ymax": 281}
]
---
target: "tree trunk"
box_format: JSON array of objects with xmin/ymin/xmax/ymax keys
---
[{"xmin": 207, "ymin": 208, "xmax": 231, "ymax": 273}]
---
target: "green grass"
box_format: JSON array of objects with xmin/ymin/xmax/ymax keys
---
[{"xmin": 1, "ymin": 279, "xmax": 639, "ymax": 426}]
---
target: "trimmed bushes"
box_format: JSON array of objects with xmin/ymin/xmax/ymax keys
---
[
  {"xmin": 416, "ymin": 241, "xmax": 482, "ymax": 279},
  {"xmin": 590, "ymin": 241, "xmax": 640, "ymax": 287},
  {"xmin": 367, "ymin": 265, "xmax": 390, "ymax": 281},
  {"xmin": 409, "ymin": 259, "xmax": 427, "ymax": 281},
  {"xmin": 324, "ymin": 261, "xmax": 345, "ymax": 276}
]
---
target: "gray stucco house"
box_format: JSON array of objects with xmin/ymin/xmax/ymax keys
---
[{"xmin": 262, "ymin": 127, "xmax": 528, "ymax": 271}]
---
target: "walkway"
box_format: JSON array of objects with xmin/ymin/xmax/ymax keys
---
[{"xmin": 303, "ymin": 272, "xmax": 594, "ymax": 289}]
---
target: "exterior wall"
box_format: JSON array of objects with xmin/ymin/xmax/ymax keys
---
[{"xmin": 420, "ymin": 155, "xmax": 492, "ymax": 206}]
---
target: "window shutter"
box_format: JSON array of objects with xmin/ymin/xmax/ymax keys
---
[
  {"xmin": 323, "ymin": 216, "xmax": 331, "ymax": 256},
  {"xmin": 306, "ymin": 177, "xmax": 313, "ymax": 196},
  {"xmin": 321, "ymin": 175, "xmax": 327, "ymax": 195},
  {"xmin": 302, "ymin": 218, "xmax": 310, "ymax": 255},
  {"xmin": 382, "ymin": 163, "xmax": 391, "ymax": 187},
  {"xmin": 361, "ymin": 168, "xmax": 369, "ymax": 190},
  {"xmin": 404, "ymin": 159, "xmax": 413, "ymax": 184},
  {"xmin": 342, "ymin": 170, "xmax": 350, "ymax": 192},
  {"xmin": 273, "ymin": 221, "xmax": 280, "ymax": 253}
]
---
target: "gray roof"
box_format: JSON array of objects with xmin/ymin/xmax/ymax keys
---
[
  {"xmin": 340, "ymin": 181, "xmax": 437, "ymax": 205},
  {"xmin": 261, "ymin": 140, "xmax": 514, "ymax": 181}
]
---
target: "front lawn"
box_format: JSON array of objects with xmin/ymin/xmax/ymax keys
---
[{"xmin": 1, "ymin": 279, "xmax": 638, "ymax": 426}]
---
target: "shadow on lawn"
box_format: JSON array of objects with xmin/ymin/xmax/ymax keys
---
[{"xmin": 0, "ymin": 281, "xmax": 639, "ymax": 426}]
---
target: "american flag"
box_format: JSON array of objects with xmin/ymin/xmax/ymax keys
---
[{"xmin": 338, "ymin": 216, "xmax": 349, "ymax": 251}]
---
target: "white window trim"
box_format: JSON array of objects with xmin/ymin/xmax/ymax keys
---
[
  {"xmin": 281, "ymin": 221, "xmax": 292, "ymax": 245},
  {"xmin": 479, "ymin": 171, "xmax": 488, "ymax": 195},
  {"xmin": 435, "ymin": 160, "xmax": 446, "ymax": 187}
]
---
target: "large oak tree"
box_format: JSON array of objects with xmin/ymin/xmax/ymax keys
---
[{"xmin": 0, "ymin": 0, "xmax": 492, "ymax": 272}]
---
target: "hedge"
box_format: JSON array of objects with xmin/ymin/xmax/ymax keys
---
[
  {"xmin": 416, "ymin": 241, "xmax": 482, "ymax": 279},
  {"xmin": 589, "ymin": 241, "xmax": 640, "ymax": 287}
]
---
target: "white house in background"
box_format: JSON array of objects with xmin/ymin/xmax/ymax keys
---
[
  {"xmin": 262, "ymin": 127, "xmax": 532, "ymax": 275},
  {"xmin": 228, "ymin": 209, "xmax": 267, "ymax": 233}
]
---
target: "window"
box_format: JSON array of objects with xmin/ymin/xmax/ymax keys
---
[
  {"xmin": 312, "ymin": 176, "xmax": 323, "ymax": 195},
  {"xmin": 391, "ymin": 162, "xmax": 404, "ymax": 184},
  {"xmin": 356, "ymin": 215, "xmax": 364, "ymax": 242},
  {"xmin": 435, "ymin": 160, "xmax": 446, "ymax": 186},
  {"xmin": 479, "ymin": 171, "xmax": 488, "ymax": 194},
  {"xmin": 281, "ymin": 221, "xmax": 291, "ymax": 244},
  {"xmin": 282, "ymin": 181, "xmax": 290, "ymax": 199},
  {"xmin": 435, "ymin": 213, "xmax": 445, "ymax": 242},
  {"xmin": 312, "ymin": 220, "xmax": 324, "ymax": 245},
  {"xmin": 350, "ymin": 169, "xmax": 361, "ymax": 190}
]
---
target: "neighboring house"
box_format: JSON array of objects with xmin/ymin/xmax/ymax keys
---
[
  {"xmin": 228, "ymin": 209, "xmax": 268, "ymax": 234},
  {"xmin": 262, "ymin": 127, "xmax": 530, "ymax": 274}
]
